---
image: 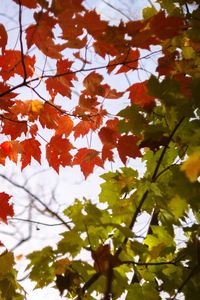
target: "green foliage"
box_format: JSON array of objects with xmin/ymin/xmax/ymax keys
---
[{"xmin": 1, "ymin": 0, "xmax": 200, "ymax": 299}]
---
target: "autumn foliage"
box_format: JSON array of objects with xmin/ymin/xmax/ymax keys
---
[{"xmin": 0, "ymin": 0, "xmax": 200, "ymax": 299}]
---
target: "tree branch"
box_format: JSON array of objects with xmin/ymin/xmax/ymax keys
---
[{"xmin": 0, "ymin": 174, "xmax": 71, "ymax": 230}]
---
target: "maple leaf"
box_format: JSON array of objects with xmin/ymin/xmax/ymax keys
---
[
  {"xmin": 0, "ymin": 23, "xmax": 7, "ymax": 53},
  {"xmin": 63, "ymin": 36, "xmax": 87, "ymax": 49},
  {"xmin": 125, "ymin": 19, "xmax": 158, "ymax": 49},
  {"xmin": 0, "ymin": 141, "xmax": 22, "ymax": 165},
  {"xmin": 102, "ymin": 146, "xmax": 114, "ymax": 163},
  {"xmin": 39, "ymin": 103, "xmax": 62, "ymax": 129},
  {"xmin": 150, "ymin": 10, "xmax": 184, "ymax": 40},
  {"xmin": 0, "ymin": 50, "xmax": 35, "ymax": 81},
  {"xmin": 20, "ymin": 138, "xmax": 41, "ymax": 169},
  {"xmin": 46, "ymin": 59, "xmax": 77, "ymax": 99},
  {"xmin": 46, "ymin": 136, "xmax": 73, "ymax": 173},
  {"xmin": 0, "ymin": 83, "xmax": 17, "ymax": 111},
  {"xmin": 73, "ymin": 120, "xmax": 91, "ymax": 140},
  {"xmin": 117, "ymin": 135, "xmax": 142, "ymax": 164},
  {"xmin": 83, "ymin": 72, "xmax": 104, "ymax": 96},
  {"xmin": 10, "ymin": 100, "xmax": 44, "ymax": 122},
  {"xmin": 73, "ymin": 107, "xmax": 107, "ymax": 139},
  {"xmin": 101, "ymin": 84, "xmax": 124, "ymax": 99},
  {"xmin": 78, "ymin": 10, "xmax": 107, "ymax": 38},
  {"xmin": 128, "ymin": 81, "xmax": 155, "ymax": 108},
  {"xmin": 26, "ymin": 12, "xmax": 66, "ymax": 59},
  {"xmin": 55, "ymin": 115, "xmax": 74, "ymax": 137},
  {"xmin": 181, "ymin": 152, "xmax": 200, "ymax": 182},
  {"xmin": 13, "ymin": 0, "xmax": 37, "ymax": 8},
  {"xmin": 108, "ymin": 49, "xmax": 140, "ymax": 74},
  {"xmin": 73, "ymin": 148, "xmax": 103, "ymax": 178},
  {"xmin": 0, "ymin": 192, "xmax": 14, "ymax": 224},
  {"xmin": 1, "ymin": 117, "xmax": 27, "ymax": 139},
  {"xmin": 99, "ymin": 127, "xmax": 119, "ymax": 149}
]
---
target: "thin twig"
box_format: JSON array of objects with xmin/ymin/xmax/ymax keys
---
[
  {"xmin": 18, "ymin": 0, "xmax": 27, "ymax": 82},
  {"xmin": 0, "ymin": 174, "xmax": 71, "ymax": 230}
]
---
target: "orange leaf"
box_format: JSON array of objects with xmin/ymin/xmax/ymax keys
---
[
  {"xmin": 0, "ymin": 192, "xmax": 14, "ymax": 224},
  {"xmin": 20, "ymin": 138, "xmax": 41, "ymax": 169},
  {"xmin": 73, "ymin": 120, "xmax": 91, "ymax": 139},
  {"xmin": 101, "ymin": 84, "xmax": 124, "ymax": 99},
  {"xmin": 0, "ymin": 24, "xmax": 7, "ymax": 53},
  {"xmin": 55, "ymin": 115, "xmax": 74, "ymax": 137},
  {"xmin": 0, "ymin": 141, "xmax": 22, "ymax": 164},
  {"xmin": 0, "ymin": 83, "xmax": 17, "ymax": 111},
  {"xmin": 83, "ymin": 72, "xmax": 103, "ymax": 96},
  {"xmin": 117, "ymin": 135, "xmax": 141, "ymax": 164},
  {"xmin": 26, "ymin": 12, "xmax": 65, "ymax": 59},
  {"xmin": 102, "ymin": 146, "xmax": 114, "ymax": 163},
  {"xmin": 46, "ymin": 136, "xmax": 73, "ymax": 173},
  {"xmin": 10, "ymin": 100, "xmax": 43, "ymax": 122},
  {"xmin": 128, "ymin": 81, "xmax": 155, "ymax": 108},
  {"xmin": 79, "ymin": 10, "xmax": 107, "ymax": 38},
  {"xmin": 73, "ymin": 148, "xmax": 103, "ymax": 178},
  {"xmin": 39, "ymin": 103, "xmax": 62, "ymax": 129},
  {"xmin": 1, "ymin": 117, "xmax": 27, "ymax": 139},
  {"xmin": 108, "ymin": 49, "xmax": 140, "ymax": 74},
  {"xmin": 46, "ymin": 59, "xmax": 77, "ymax": 98},
  {"xmin": 99, "ymin": 127, "xmax": 118, "ymax": 148},
  {"xmin": 0, "ymin": 50, "xmax": 35, "ymax": 81}
]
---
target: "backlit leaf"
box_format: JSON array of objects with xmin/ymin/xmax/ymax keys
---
[
  {"xmin": 46, "ymin": 136, "xmax": 73, "ymax": 172},
  {"xmin": 181, "ymin": 152, "xmax": 200, "ymax": 182},
  {"xmin": 73, "ymin": 148, "xmax": 103, "ymax": 178},
  {"xmin": 0, "ymin": 192, "xmax": 14, "ymax": 223}
]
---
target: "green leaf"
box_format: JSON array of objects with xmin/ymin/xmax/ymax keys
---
[
  {"xmin": 26, "ymin": 246, "xmax": 55, "ymax": 288},
  {"xmin": 126, "ymin": 283, "xmax": 160, "ymax": 300},
  {"xmin": 168, "ymin": 194, "xmax": 188, "ymax": 219},
  {"xmin": 0, "ymin": 252, "xmax": 14, "ymax": 275},
  {"xmin": 57, "ymin": 230, "xmax": 83, "ymax": 257}
]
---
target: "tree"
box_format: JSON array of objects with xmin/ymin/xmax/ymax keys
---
[{"xmin": 0, "ymin": 0, "xmax": 200, "ymax": 299}]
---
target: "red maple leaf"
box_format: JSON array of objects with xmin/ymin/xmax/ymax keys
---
[
  {"xmin": 46, "ymin": 136, "xmax": 73, "ymax": 173},
  {"xmin": 0, "ymin": 141, "xmax": 22, "ymax": 165},
  {"xmin": 0, "ymin": 192, "xmax": 14, "ymax": 224},
  {"xmin": 0, "ymin": 23, "xmax": 7, "ymax": 53},
  {"xmin": 83, "ymin": 72, "xmax": 104, "ymax": 96},
  {"xmin": 26, "ymin": 12, "xmax": 66, "ymax": 59},
  {"xmin": 78, "ymin": 10, "xmax": 107, "ymax": 38},
  {"xmin": 108, "ymin": 49, "xmax": 140, "ymax": 74},
  {"xmin": 0, "ymin": 50, "xmax": 35, "ymax": 81},
  {"xmin": 46, "ymin": 59, "xmax": 77, "ymax": 98},
  {"xmin": 73, "ymin": 120, "xmax": 91, "ymax": 140},
  {"xmin": 73, "ymin": 148, "xmax": 103, "ymax": 178},
  {"xmin": 20, "ymin": 138, "xmax": 41, "ymax": 169},
  {"xmin": 0, "ymin": 83, "xmax": 17, "ymax": 111},
  {"xmin": 55, "ymin": 115, "xmax": 74, "ymax": 137},
  {"xmin": 150, "ymin": 11, "xmax": 184, "ymax": 40},
  {"xmin": 1, "ymin": 116, "xmax": 27, "ymax": 139},
  {"xmin": 13, "ymin": 0, "xmax": 37, "ymax": 8},
  {"xmin": 128, "ymin": 81, "xmax": 155, "ymax": 108},
  {"xmin": 117, "ymin": 135, "xmax": 142, "ymax": 164},
  {"xmin": 39, "ymin": 103, "xmax": 62, "ymax": 130}
]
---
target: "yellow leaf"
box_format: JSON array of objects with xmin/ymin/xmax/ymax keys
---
[
  {"xmin": 31, "ymin": 100, "xmax": 43, "ymax": 113},
  {"xmin": 168, "ymin": 194, "xmax": 188, "ymax": 219},
  {"xmin": 181, "ymin": 152, "xmax": 200, "ymax": 182}
]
